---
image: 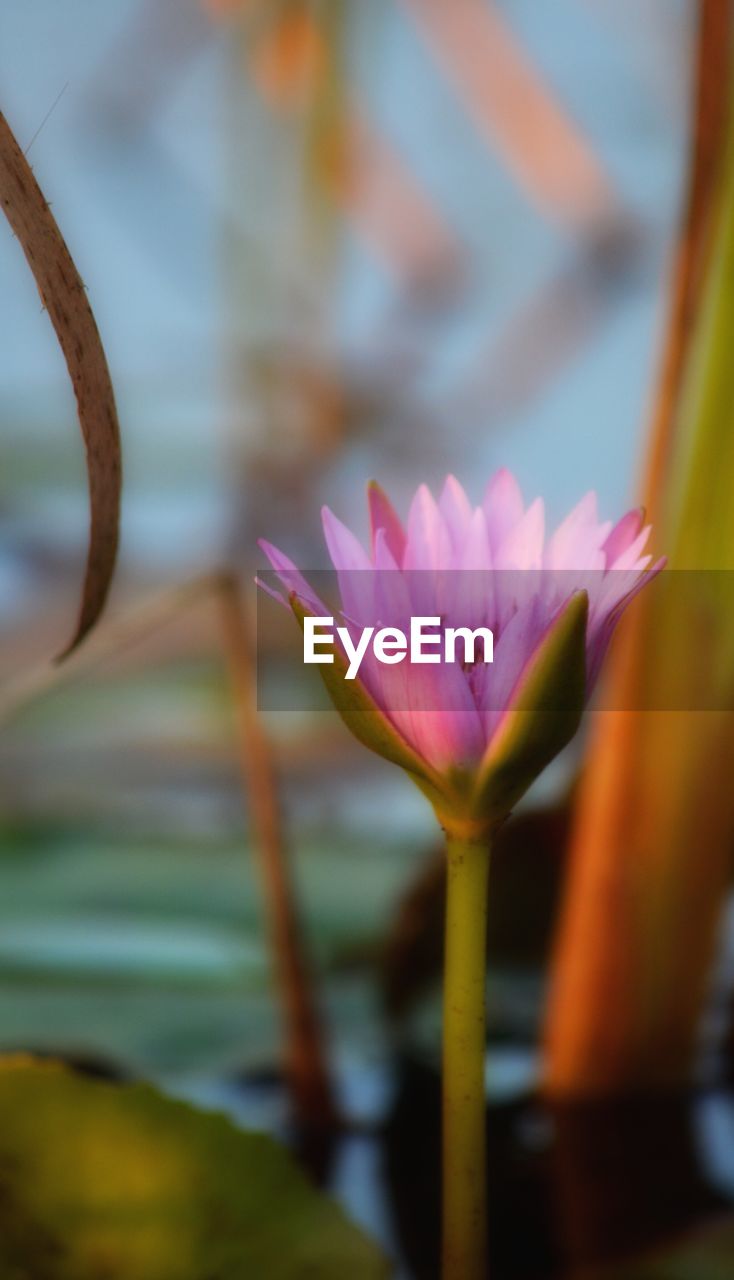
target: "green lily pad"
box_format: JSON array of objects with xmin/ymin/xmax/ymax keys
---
[{"xmin": 0, "ymin": 1057, "xmax": 390, "ymax": 1280}]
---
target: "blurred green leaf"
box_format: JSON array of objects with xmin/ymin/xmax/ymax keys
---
[{"xmin": 0, "ymin": 1058, "xmax": 389, "ymax": 1280}]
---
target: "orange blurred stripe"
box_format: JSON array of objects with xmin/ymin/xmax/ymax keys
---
[
  {"xmin": 543, "ymin": 0, "xmax": 734, "ymax": 1097},
  {"xmin": 208, "ymin": 0, "xmax": 462, "ymax": 286},
  {"xmin": 250, "ymin": 7, "xmax": 327, "ymax": 109},
  {"xmin": 204, "ymin": 0, "xmax": 255, "ymax": 17},
  {"xmin": 330, "ymin": 107, "xmax": 463, "ymax": 284},
  {"xmin": 402, "ymin": 0, "xmax": 617, "ymax": 230}
]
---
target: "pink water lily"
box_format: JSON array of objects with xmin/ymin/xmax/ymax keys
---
[
  {"xmin": 259, "ymin": 469, "xmax": 664, "ymax": 1280},
  {"xmin": 259, "ymin": 470, "xmax": 663, "ymax": 831}
]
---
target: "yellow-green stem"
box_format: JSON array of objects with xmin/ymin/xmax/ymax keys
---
[{"xmin": 442, "ymin": 833, "xmax": 491, "ymax": 1280}]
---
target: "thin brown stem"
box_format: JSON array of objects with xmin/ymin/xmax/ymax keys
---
[
  {"xmin": 0, "ymin": 569, "xmax": 337, "ymax": 1134},
  {"xmin": 216, "ymin": 573, "xmax": 338, "ymax": 1134}
]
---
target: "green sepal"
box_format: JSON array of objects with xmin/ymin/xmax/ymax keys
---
[
  {"xmin": 470, "ymin": 591, "xmax": 588, "ymax": 827},
  {"xmin": 289, "ymin": 594, "xmax": 450, "ymax": 812}
]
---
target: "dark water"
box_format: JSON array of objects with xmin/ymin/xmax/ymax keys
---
[
  {"xmin": 381, "ymin": 1057, "xmax": 732, "ymax": 1278},
  {"xmin": 178, "ymin": 1049, "xmax": 734, "ymax": 1280}
]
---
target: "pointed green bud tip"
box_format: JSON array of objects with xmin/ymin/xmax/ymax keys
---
[{"xmin": 468, "ymin": 591, "xmax": 589, "ymax": 829}]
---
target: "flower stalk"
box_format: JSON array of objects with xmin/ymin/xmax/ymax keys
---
[{"xmin": 442, "ymin": 832, "xmax": 491, "ymax": 1280}]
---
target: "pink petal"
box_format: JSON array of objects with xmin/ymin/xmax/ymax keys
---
[
  {"xmin": 439, "ymin": 474, "xmax": 474, "ymax": 550},
  {"xmin": 483, "ymin": 468, "xmax": 525, "ymax": 553},
  {"xmin": 603, "ymin": 508, "xmax": 644, "ymax": 568},
  {"xmin": 257, "ymin": 539, "xmax": 327, "ymax": 614},
  {"xmin": 254, "ymin": 574, "xmax": 288, "ymax": 607},
  {"xmin": 587, "ymin": 558, "xmax": 666, "ymax": 689},
  {"xmin": 403, "ymin": 484, "xmax": 452, "ymax": 570},
  {"xmin": 448, "ymin": 507, "xmax": 493, "ymax": 631},
  {"xmin": 388, "ymin": 665, "xmax": 486, "ymax": 772},
  {"xmin": 321, "ymin": 507, "xmax": 374, "ymax": 628},
  {"xmin": 374, "ymin": 528, "xmax": 412, "ymax": 628},
  {"xmin": 357, "ymin": 596, "xmax": 485, "ymax": 773},
  {"xmin": 491, "ymin": 498, "xmax": 545, "ymax": 634},
  {"xmin": 403, "ymin": 486, "xmax": 452, "ymax": 618},
  {"xmin": 607, "ymin": 525, "xmax": 652, "ymax": 571},
  {"xmin": 368, "ymin": 481, "xmax": 406, "ymax": 565},
  {"xmin": 321, "ymin": 506, "xmax": 371, "ymax": 572},
  {"xmin": 545, "ymin": 492, "xmax": 608, "ymax": 570},
  {"xmin": 458, "ymin": 506, "xmax": 492, "ymax": 571},
  {"xmin": 367, "ymin": 525, "xmax": 487, "ymax": 769},
  {"xmin": 351, "ymin": 618, "xmax": 417, "ymax": 758},
  {"xmin": 373, "ymin": 526, "xmax": 401, "ymax": 573},
  {"xmin": 495, "ymin": 497, "xmax": 545, "ymax": 571},
  {"xmin": 355, "ymin": 638, "xmax": 459, "ymax": 770}
]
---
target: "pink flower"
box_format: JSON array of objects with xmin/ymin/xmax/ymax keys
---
[{"xmin": 259, "ymin": 471, "xmax": 663, "ymax": 833}]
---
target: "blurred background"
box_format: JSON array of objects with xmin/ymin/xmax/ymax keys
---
[{"xmin": 2, "ymin": 2, "xmax": 728, "ymax": 1276}]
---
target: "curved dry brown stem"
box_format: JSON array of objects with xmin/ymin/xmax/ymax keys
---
[
  {"xmin": 0, "ymin": 109, "xmax": 122, "ymax": 658},
  {"xmin": 0, "ymin": 575, "xmax": 222, "ymax": 724}
]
